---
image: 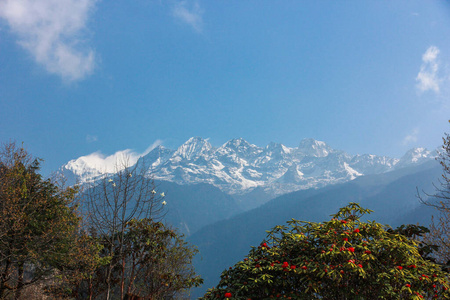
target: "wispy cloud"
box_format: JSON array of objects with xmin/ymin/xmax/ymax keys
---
[
  {"xmin": 78, "ymin": 140, "xmax": 163, "ymax": 173},
  {"xmin": 416, "ymin": 46, "xmax": 441, "ymax": 94},
  {"xmin": 86, "ymin": 134, "xmax": 98, "ymax": 143},
  {"xmin": 0, "ymin": 0, "xmax": 97, "ymax": 81},
  {"xmin": 402, "ymin": 128, "xmax": 419, "ymax": 146},
  {"xmin": 172, "ymin": 1, "xmax": 203, "ymax": 32}
]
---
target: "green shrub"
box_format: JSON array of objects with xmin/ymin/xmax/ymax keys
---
[{"xmin": 202, "ymin": 203, "xmax": 450, "ymax": 299}]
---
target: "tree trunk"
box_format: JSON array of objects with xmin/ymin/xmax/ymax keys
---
[
  {"xmin": 120, "ymin": 256, "xmax": 125, "ymax": 299},
  {"xmin": 14, "ymin": 263, "xmax": 24, "ymax": 300},
  {"xmin": 89, "ymin": 277, "xmax": 93, "ymax": 300}
]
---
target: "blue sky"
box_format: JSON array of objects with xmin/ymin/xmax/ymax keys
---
[{"xmin": 1, "ymin": 0, "xmax": 450, "ymax": 175}]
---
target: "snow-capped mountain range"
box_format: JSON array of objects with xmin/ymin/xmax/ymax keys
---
[{"xmin": 61, "ymin": 137, "xmax": 435, "ymax": 196}]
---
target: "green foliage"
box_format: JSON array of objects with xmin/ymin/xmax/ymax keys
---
[
  {"xmin": 46, "ymin": 234, "xmax": 107, "ymax": 299},
  {"xmin": 0, "ymin": 142, "xmax": 94, "ymax": 299},
  {"xmin": 202, "ymin": 203, "xmax": 450, "ymax": 300},
  {"xmin": 121, "ymin": 218, "xmax": 203, "ymax": 298},
  {"xmin": 65, "ymin": 218, "xmax": 203, "ymax": 299},
  {"xmin": 388, "ymin": 224, "xmax": 439, "ymax": 263}
]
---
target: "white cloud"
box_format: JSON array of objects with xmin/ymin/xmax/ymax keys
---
[
  {"xmin": 416, "ymin": 46, "xmax": 441, "ymax": 93},
  {"xmin": 0, "ymin": 0, "xmax": 97, "ymax": 81},
  {"xmin": 172, "ymin": 1, "xmax": 203, "ymax": 32},
  {"xmin": 86, "ymin": 134, "xmax": 98, "ymax": 143},
  {"xmin": 402, "ymin": 128, "xmax": 419, "ymax": 146},
  {"xmin": 78, "ymin": 140, "xmax": 163, "ymax": 173}
]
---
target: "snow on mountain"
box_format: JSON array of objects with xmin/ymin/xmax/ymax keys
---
[
  {"xmin": 395, "ymin": 148, "xmax": 435, "ymax": 169},
  {"xmin": 172, "ymin": 137, "xmax": 214, "ymax": 161},
  {"xmin": 61, "ymin": 138, "xmax": 436, "ymax": 196},
  {"xmin": 61, "ymin": 154, "xmax": 113, "ymax": 184},
  {"xmin": 139, "ymin": 145, "xmax": 175, "ymax": 169},
  {"xmin": 297, "ymin": 138, "xmax": 333, "ymax": 157}
]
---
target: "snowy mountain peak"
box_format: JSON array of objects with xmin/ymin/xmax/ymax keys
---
[
  {"xmin": 140, "ymin": 145, "xmax": 174, "ymax": 168},
  {"xmin": 223, "ymin": 138, "xmax": 256, "ymax": 150},
  {"xmin": 218, "ymin": 138, "xmax": 262, "ymax": 158},
  {"xmin": 395, "ymin": 147, "xmax": 435, "ymax": 169},
  {"xmin": 173, "ymin": 137, "xmax": 213, "ymax": 160},
  {"xmin": 264, "ymin": 142, "xmax": 292, "ymax": 158},
  {"xmin": 298, "ymin": 138, "xmax": 332, "ymax": 157},
  {"xmin": 61, "ymin": 155, "xmax": 109, "ymax": 185},
  {"xmin": 64, "ymin": 156, "xmax": 103, "ymax": 176},
  {"xmin": 227, "ymin": 137, "xmax": 248, "ymax": 146}
]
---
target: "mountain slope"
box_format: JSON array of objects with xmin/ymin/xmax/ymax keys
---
[{"xmin": 154, "ymin": 180, "xmax": 242, "ymax": 236}]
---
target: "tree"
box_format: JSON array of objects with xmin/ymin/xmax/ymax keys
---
[
  {"xmin": 78, "ymin": 157, "xmax": 202, "ymax": 299},
  {"xmin": 201, "ymin": 203, "xmax": 450, "ymax": 299},
  {"xmin": 45, "ymin": 232, "xmax": 107, "ymax": 300},
  {"xmin": 80, "ymin": 158, "xmax": 166, "ymax": 299},
  {"xmin": 420, "ymin": 121, "xmax": 450, "ymax": 265},
  {"xmin": 0, "ymin": 142, "xmax": 90, "ymax": 299},
  {"xmin": 120, "ymin": 218, "xmax": 202, "ymax": 299}
]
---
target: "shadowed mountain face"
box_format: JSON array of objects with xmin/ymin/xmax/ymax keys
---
[
  {"xmin": 153, "ymin": 180, "xmax": 242, "ymax": 236},
  {"xmin": 62, "ymin": 137, "xmax": 435, "ymax": 201},
  {"xmin": 188, "ymin": 160, "xmax": 442, "ymax": 298},
  {"xmin": 77, "ymin": 175, "xmax": 243, "ymax": 237}
]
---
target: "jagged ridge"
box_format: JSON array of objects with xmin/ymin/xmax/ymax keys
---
[{"xmin": 61, "ymin": 137, "xmax": 436, "ymax": 196}]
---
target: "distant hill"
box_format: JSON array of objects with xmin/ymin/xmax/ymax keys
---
[{"xmin": 188, "ymin": 160, "xmax": 442, "ymax": 298}]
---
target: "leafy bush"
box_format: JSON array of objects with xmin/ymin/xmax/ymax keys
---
[{"xmin": 202, "ymin": 203, "xmax": 450, "ymax": 299}]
